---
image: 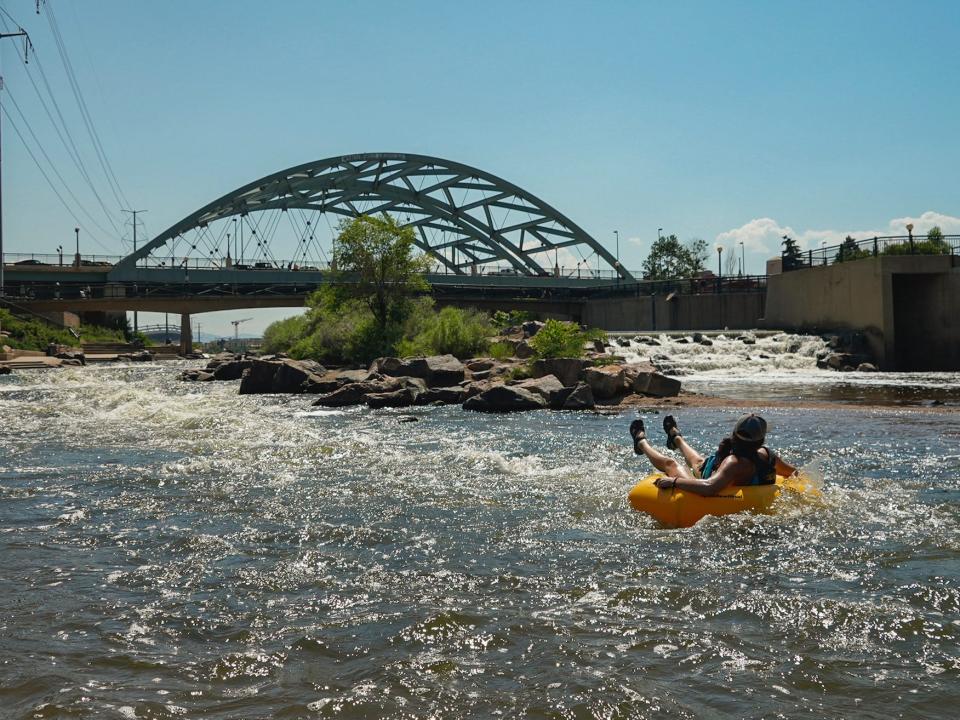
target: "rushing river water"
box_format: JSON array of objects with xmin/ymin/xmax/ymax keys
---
[{"xmin": 1, "ymin": 347, "xmax": 959, "ymax": 719}]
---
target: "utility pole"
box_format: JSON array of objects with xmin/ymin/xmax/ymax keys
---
[
  {"xmin": 122, "ymin": 209, "xmax": 147, "ymax": 333},
  {"xmin": 0, "ymin": 27, "xmax": 31, "ymax": 303}
]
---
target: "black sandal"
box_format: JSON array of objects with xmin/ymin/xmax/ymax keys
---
[
  {"xmin": 663, "ymin": 415, "xmax": 681, "ymax": 449},
  {"xmin": 629, "ymin": 418, "xmax": 646, "ymax": 442}
]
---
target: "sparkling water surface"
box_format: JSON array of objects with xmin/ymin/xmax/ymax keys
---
[{"xmin": 1, "ymin": 359, "xmax": 958, "ymax": 719}]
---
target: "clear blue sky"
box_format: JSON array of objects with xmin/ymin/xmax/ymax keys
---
[{"xmin": 2, "ymin": 0, "xmax": 958, "ymax": 336}]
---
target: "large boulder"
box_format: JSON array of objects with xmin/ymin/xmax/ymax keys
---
[
  {"xmin": 582, "ymin": 365, "xmax": 629, "ymax": 399},
  {"xmin": 513, "ymin": 374, "xmax": 565, "ymax": 405},
  {"xmin": 462, "ymin": 385, "xmax": 548, "ymax": 412},
  {"xmin": 559, "ymin": 381, "xmax": 595, "ymax": 410},
  {"xmin": 238, "ymin": 359, "xmax": 281, "ymax": 394},
  {"xmin": 55, "ymin": 350, "xmax": 86, "ymax": 366},
  {"xmin": 514, "ymin": 340, "xmax": 536, "ymax": 359},
  {"xmin": 0, "ymin": 365, "xmax": 12, "ymax": 375},
  {"xmin": 466, "ymin": 359, "xmax": 495, "ymax": 372},
  {"xmin": 271, "ymin": 359, "xmax": 327, "ymax": 393},
  {"xmin": 632, "ymin": 371, "xmax": 681, "ymax": 398},
  {"xmin": 366, "ymin": 387, "xmax": 420, "ymax": 409},
  {"xmin": 211, "ymin": 358, "xmax": 254, "ymax": 381},
  {"xmin": 416, "ymin": 386, "xmax": 466, "ymax": 405},
  {"xmin": 529, "ymin": 358, "xmax": 585, "ymax": 388},
  {"xmin": 238, "ymin": 358, "xmax": 327, "ymax": 394},
  {"xmin": 370, "ymin": 355, "xmax": 465, "ymax": 386},
  {"xmin": 311, "ymin": 380, "xmax": 391, "ymax": 407},
  {"xmin": 117, "ymin": 350, "xmax": 153, "ymax": 362},
  {"xmin": 521, "ymin": 320, "xmax": 545, "ymax": 338}
]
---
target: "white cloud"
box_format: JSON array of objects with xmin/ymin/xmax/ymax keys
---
[
  {"xmin": 886, "ymin": 211, "xmax": 960, "ymax": 235},
  {"xmin": 715, "ymin": 217, "xmax": 797, "ymax": 253},
  {"xmin": 715, "ymin": 210, "xmax": 960, "ymax": 255}
]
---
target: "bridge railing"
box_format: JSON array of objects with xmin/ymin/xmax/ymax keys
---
[
  {"xmin": 587, "ymin": 274, "xmax": 768, "ymax": 298},
  {"xmin": 781, "ymin": 234, "xmax": 960, "ymax": 271}
]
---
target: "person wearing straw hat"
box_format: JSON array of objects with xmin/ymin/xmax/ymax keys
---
[{"xmin": 629, "ymin": 414, "xmax": 797, "ymax": 496}]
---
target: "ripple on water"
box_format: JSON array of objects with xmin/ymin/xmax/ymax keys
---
[{"xmin": 0, "ymin": 362, "xmax": 958, "ymax": 717}]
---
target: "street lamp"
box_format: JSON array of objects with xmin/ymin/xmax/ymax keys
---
[
  {"xmin": 657, "ymin": 227, "xmax": 663, "ymax": 240},
  {"xmin": 739, "ymin": 240, "xmax": 744, "ymax": 276},
  {"xmin": 716, "ymin": 244, "xmax": 724, "ymax": 291},
  {"xmin": 74, "ymin": 227, "xmax": 80, "ymax": 267},
  {"xmin": 613, "ymin": 230, "xmax": 619, "ymax": 273},
  {"xmin": 906, "ymin": 222, "xmax": 914, "ymax": 253},
  {"xmin": 57, "ymin": 245, "xmax": 63, "ymax": 267}
]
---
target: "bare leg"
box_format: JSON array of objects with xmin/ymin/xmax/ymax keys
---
[
  {"xmin": 673, "ymin": 435, "xmax": 705, "ymax": 472},
  {"xmin": 635, "ymin": 438, "xmax": 696, "ymax": 480}
]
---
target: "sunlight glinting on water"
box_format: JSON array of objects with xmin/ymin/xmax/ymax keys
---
[{"xmin": 1, "ymin": 359, "xmax": 958, "ymax": 718}]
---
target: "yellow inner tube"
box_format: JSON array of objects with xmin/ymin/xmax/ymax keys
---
[{"xmin": 628, "ymin": 472, "xmax": 819, "ymax": 528}]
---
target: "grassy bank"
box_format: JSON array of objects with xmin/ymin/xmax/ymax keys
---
[{"xmin": 0, "ymin": 308, "xmax": 133, "ymax": 352}]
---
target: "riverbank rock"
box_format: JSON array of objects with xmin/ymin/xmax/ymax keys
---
[
  {"xmin": 463, "ymin": 384, "xmax": 548, "ymax": 412},
  {"xmin": 631, "ymin": 370, "xmax": 682, "ymax": 397},
  {"xmin": 521, "ymin": 320, "xmax": 545, "ymax": 338},
  {"xmin": 0, "ymin": 365, "xmax": 11, "ymax": 375},
  {"xmin": 416, "ymin": 386, "xmax": 466, "ymax": 405},
  {"xmin": 857, "ymin": 362, "xmax": 879, "ymax": 372},
  {"xmin": 583, "ymin": 365, "xmax": 628, "ymax": 399},
  {"xmin": 371, "ymin": 355, "xmax": 465, "ymax": 386},
  {"xmin": 512, "ymin": 374, "xmax": 565, "ymax": 405},
  {"xmin": 558, "ymin": 381, "xmax": 594, "ymax": 410},
  {"xmin": 55, "ymin": 350, "xmax": 86, "ymax": 366},
  {"xmin": 238, "ymin": 358, "xmax": 327, "ymax": 394},
  {"xmin": 529, "ymin": 358, "xmax": 585, "ymax": 387},
  {"xmin": 117, "ymin": 350, "xmax": 153, "ymax": 362},
  {"xmin": 366, "ymin": 386, "xmax": 421, "ymax": 409}
]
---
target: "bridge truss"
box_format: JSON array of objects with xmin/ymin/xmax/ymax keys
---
[{"xmin": 113, "ymin": 153, "xmax": 632, "ymax": 280}]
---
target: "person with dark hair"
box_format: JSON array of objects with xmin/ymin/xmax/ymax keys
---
[{"xmin": 629, "ymin": 414, "xmax": 797, "ymax": 496}]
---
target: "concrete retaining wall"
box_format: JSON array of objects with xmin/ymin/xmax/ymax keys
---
[
  {"xmin": 582, "ymin": 292, "xmax": 765, "ymax": 332},
  {"xmin": 763, "ymin": 255, "xmax": 959, "ymax": 370}
]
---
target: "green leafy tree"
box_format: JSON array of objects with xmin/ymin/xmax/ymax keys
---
[
  {"xmin": 326, "ymin": 215, "xmax": 431, "ymax": 333},
  {"xmin": 642, "ymin": 235, "xmax": 708, "ymax": 280},
  {"xmin": 834, "ymin": 235, "xmax": 871, "ymax": 263},
  {"xmin": 781, "ymin": 236, "xmax": 804, "ymax": 270},
  {"xmin": 927, "ymin": 226, "xmax": 944, "ymax": 242}
]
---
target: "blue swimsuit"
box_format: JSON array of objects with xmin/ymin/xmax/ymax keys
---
[{"xmin": 699, "ymin": 447, "xmax": 778, "ymax": 486}]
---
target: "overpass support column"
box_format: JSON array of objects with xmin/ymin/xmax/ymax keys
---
[{"xmin": 180, "ymin": 313, "xmax": 192, "ymax": 355}]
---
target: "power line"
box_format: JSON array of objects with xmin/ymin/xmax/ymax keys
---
[
  {"xmin": 5, "ymin": 83, "xmax": 116, "ymax": 240},
  {"xmin": 1, "ymin": 103, "xmax": 112, "ymax": 252},
  {"xmin": 42, "ymin": 0, "xmax": 132, "ymax": 212},
  {"xmin": 0, "ymin": 7, "xmax": 122, "ymax": 238}
]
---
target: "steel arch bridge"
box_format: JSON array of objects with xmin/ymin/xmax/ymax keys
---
[{"xmin": 113, "ymin": 152, "xmax": 632, "ymax": 280}]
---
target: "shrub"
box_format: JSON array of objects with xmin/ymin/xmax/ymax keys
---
[
  {"xmin": 491, "ymin": 309, "xmax": 532, "ymax": 331},
  {"xmin": 528, "ymin": 319, "xmax": 589, "ymax": 359},
  {"xmin": 262, "ymin": 314, "xmax": 308, "ymax": 355},
  {"xmin": 488, "ymin": 341, "xmax": 514, "ymax": 361},
  {"xmin": 882, "ymin": 239, "xmax": 951, "ymax": 256},
  {"xmin": 397, "ymin": 306, "xmax": 492, "ymax": 359}
]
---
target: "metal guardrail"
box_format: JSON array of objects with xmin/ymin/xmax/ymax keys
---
[
  {"xmin": 782, "ymin": 234, "xmax": 960, "ymax": 271},
  {"xmin": 1, "ymin": 252, "xmax": 643, "ymax": 280}
]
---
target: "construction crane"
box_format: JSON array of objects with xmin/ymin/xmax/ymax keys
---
[{"xmin": 231, "ymin": 318, "xmax": 253, "ymax": 341}]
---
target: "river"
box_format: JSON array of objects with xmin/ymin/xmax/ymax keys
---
[{"xmin": 1, "ymin": 340, "xmax": 958, "ymax": 719}]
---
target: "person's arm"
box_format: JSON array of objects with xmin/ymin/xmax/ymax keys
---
[
  {"xmin": 774, "ymin": 455, "xmax": 797, "ymax": 477},
  {"xmin": 653, "ymin": 456, "xmax": 748, "ymax": 496}
]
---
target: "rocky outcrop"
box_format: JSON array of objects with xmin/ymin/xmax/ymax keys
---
[
  {"xmin": 238, "ymin": 358, "xmax": 327, "ymax": 394},
  {"xmin": 366, "ymin": 386, "xmax": 421, "ymax": 409},
  {"xmin": 55, "ymin": 350, "xmax": 86, "ymax": 366},
  {"xmin": 370, "ymin": 355, "xmax": 465, "ymax": 386},
  {"xmin": 312, "ymin": 377, "xmax": 425, "ymax": 407},
  {"xmin": 631, "ymin": 370, "xmax": 682, "ymax": 397},
  {"xmin": 582, "ymin": 365, "xmax": 629, "ymax": 399},
  {"xmin": 512, "ymin": 374, "xmax": 566, "ymax": 405},
  {"xmin": 117, "ymin": 350, "xmax": 153, "ymax": 362},
  {"xmin": 521, "ymin": 320, "xmax": 545, "ymax": 338},
  {"xmin": 416, "ymin": 386, "xmax": 466, "ymax": 405},
  {"xmin": 462, "ymin": 384, "xmax": 548, "ymax": 412},
  {"xmin": 529, "ymin": 358, "xmax": 585, "ymax": 388},
  {"xmin": 557, "ymin": 381, "xmax": 594, "ymax": 410}
]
